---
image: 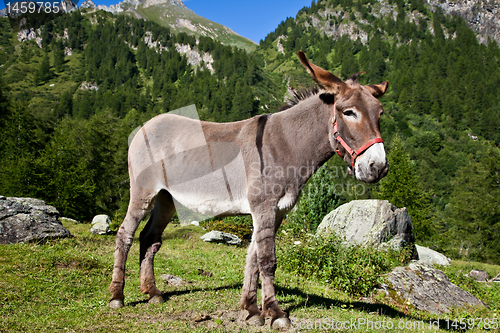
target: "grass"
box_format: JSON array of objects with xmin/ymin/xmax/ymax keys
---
[{"xmin": 0, "ymin": 220, "xmax": 499, "ymax": 332}]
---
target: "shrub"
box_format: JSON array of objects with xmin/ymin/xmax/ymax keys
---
[{"xmin": 277, "ymin": 231, "xmax": 411, "ymax": 296}]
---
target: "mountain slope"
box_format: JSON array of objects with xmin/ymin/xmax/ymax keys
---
[{"xmin": 96, "ymin": 0, "xmax": 258, "ymax": 51}]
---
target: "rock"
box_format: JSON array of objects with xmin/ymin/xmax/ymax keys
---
[
  {"xmin": 415, "ymin": 244, "xmax": 451, "ymax": 266},
  {"xmin": 316, "ymin": 200, "xmax": 417, "ymax": 257},
  {"xmin": 469, "ymin": 270, "xmax": 489, "ymax": 282},
  {"xmin": 428, "ymin": 0, "xmax": 500, "ymax": 45},
  {"xmin": 200, "ymin": 230, "xmax": 241, "ymax": 246},
  {"xmin": 58, "ymin": 0, "xmax": 78, "ymax": 13},
  {"xmin": 59, "ymin": 217, "xmax": 79, "ymax": 224},
  {"xmin": 79, "ymin": 0, "xmax": 96, "ymax": 8},
  {"xmin": 90, "ymin": 214, "xmax": 111, "ymax": 235},
  {"xmin": 190, "ymin": 221, "xmax": 200, "ymax": 227},
  {"xmin": 381, "ymin": 262, "xmax": 487, "ymax": 314},
  {"xmin": 160, "ymin": 274, "xmax": 186, "ymax": 286},
  {"xmin": 0, "ymin": 196, "xmax": 71, "ymax": 243}
]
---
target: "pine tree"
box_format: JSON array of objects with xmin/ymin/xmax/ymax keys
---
[
  {"xmin": 36, "ymin": 53, "xmax": 52, "ymax": 84},
  {"xmin": 54, "ymin": 41, "xmax": 65, "ymax": 72}
]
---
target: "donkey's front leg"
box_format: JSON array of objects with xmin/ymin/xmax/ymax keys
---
[{"xmin": 254, "ymin": 213, "xmax": 291, "ymax": 329}]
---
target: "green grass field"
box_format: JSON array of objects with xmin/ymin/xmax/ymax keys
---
[{"xmin": 0, "ymin": 221, "xmax": 498, "ymax": 332}]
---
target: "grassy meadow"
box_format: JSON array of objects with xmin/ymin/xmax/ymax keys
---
[{"xmin": 0, "ymin": 220, "xmax": 499, "ymax": 332}]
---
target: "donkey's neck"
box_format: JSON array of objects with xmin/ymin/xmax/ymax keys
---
[{"xmin": 270, "ymin": 94, "xmax": 336, "ymax": 182}]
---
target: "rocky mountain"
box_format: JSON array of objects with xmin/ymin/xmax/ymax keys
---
[
  {"xmin": 428, "ymin": 0, "xmax": 500, "ymax": 44},
  {"xmin": 80, "ymin": 0, "xmax": 96, "ymax": 9},
  {"xmin": 297, "ymin": 0, "xmax": 499, "ymax": 46},
  {"xmin": 93, "ymin": 0, "xmax": 257, "ymax": 51}
]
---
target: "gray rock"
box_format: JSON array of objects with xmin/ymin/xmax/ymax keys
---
[
  {"xmin": 59, "ymin": 217, "xmax": 79, "ymax": 224},
  {"xmin": 160, "ymin": 274, "xmax": 186, "ymax": 286},
  {"xmin": 190, "ymin": 221, "xmax": 200, "ymax": 227},
  {"xmin": 0, "ymin": 196, "xmax": 71, "ymax": 243},
  {"xmin": 200, "ymin": 230, "xmax": 241, "ymax": 246},
  {"xmin": 428, "ymin": 0, "xmax": 500, "ymax": 45},
  {"xmin": 469, "ymin": 270, "xmax": 489, "ymax": 282},
  {"xmin": 381, "ymin": 262, "xmax": 487, "ymax": 314},
  {"xmin": 90, "ymin": 214, "xmax": 111, "ymax": 235},
  {"xmin": 416, "ymin": 244, "xmax": 451, "ymax": 266},
  {"xmin": 79, "ymin": 0, "xmax": 96, "ymax": 8},
  {"xmin": 316, "ymin": 200, "xmax": 417, "ymax": 257}
]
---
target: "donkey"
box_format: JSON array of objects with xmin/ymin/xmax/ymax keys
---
[{"xmin": 109, "ymin": 51, "xmax": 389, "ymax": 329}]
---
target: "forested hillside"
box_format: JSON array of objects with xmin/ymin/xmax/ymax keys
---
[{"xmin": 0, "ymin": 0, "xmax": 499, "ymax": 264}]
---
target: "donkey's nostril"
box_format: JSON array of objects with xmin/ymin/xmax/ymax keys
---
[{"xmin": 369, "ymin": 161, "xmax": 378, "ymax": 177}]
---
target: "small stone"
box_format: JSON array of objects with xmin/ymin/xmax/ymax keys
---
[
  {"xmin": 190, "ymin": 221, "xmax": 200, "ymax": 226},
  {"xmin": 160, "ymin": 274, "xmax": 186, "ymax": 286},
  {"xmin": 469, "ymin": 270, "xmax": 489, "ymax": 282},
  {"xmin": 59, "ymin": 217, "xmax": 79, "ymax": 224},
  {"xmin": 200, "ymin": 230, "xmax": 241, "ymax": 245}
]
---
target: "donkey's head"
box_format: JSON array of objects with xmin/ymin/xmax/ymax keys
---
[{"xmin": 298, "ymin": 51, "xmax": 389, "ymax": 183}]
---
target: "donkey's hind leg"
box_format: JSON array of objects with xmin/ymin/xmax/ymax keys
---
[
  {"xmin": 139, "ymin": 189, "xmax": 175, "ymax": 304},
  {"xmin": 241, "ymin": 239, "xmax": 265, "ymax": 326},
  {"xmin": 109, "ymin": 187, "xmax": 156, "ymax": 309}
]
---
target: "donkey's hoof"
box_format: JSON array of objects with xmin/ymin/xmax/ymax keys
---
[
  {"xmin": 148, "ymin": 295, "xmax": 164, "ymax": 305},
  {"xmin": 246, "ymin": 314, "xmax": 265, "ymax": 327},
  {"xmin": 109, "ymin": 299, "xmax": 124, "ymax": 309},
  {"xmin": 271, "ymin": 316, "xmax": 291, "ymax": 330}
]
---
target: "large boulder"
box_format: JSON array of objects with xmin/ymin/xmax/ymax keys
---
[
  {"xmin": 415, "ymin": 244, "xmax": 451, "ymax": 266},
  {"xmin": 381, "ymin": 262, "xmax": 487, "ymax": 314},
  {"xmin": 316, "ymin": 200, "xmax": 416, "ymax": 256},
  {"xmin": 0, "ymin": 195, "xmax": 71, "ymax": 243}
]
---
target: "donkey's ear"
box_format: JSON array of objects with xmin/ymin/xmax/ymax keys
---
[
  {"xmin": 365, "ymin": 81, "xmax": 389, "ymax": 98},
  {"xmin": 297, "ymin": 50, "xmax": 346, "ymax": 95}
]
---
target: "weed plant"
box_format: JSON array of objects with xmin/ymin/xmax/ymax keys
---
[{"xmin": 276, "ymin": 230, "xmax": 412, "ymax": 296}]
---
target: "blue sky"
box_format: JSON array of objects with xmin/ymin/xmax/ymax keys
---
[
  {"xmin": 2, "ymin": 0, "xmax": 312, "ymax": 43},
  {"xmin": 181, "ymin": 0, "xmax": 312, "ymax": 43}
]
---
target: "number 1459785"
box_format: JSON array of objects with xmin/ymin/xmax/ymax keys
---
[{"xmin": 5, "ymin": 2, "xmax": 61, "ymax": 14}]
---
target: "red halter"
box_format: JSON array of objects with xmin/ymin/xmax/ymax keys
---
[{"xmin": 332, "ymin": 104, "xmax": 384, "ymax": 170}]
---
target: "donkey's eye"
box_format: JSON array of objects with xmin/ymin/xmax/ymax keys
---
[{"xmin": 343, "ymin": 109, "xmax": 357, "ymax": 118}]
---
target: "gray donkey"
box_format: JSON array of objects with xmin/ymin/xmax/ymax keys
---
[{"xmin": 109, "ymin": 51, "xmax": 389, "ymax": 329}]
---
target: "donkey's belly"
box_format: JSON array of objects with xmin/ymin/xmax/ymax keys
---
[{"xmin": 168, "ymin": 166, "xmax": 251, "ymax": 216}]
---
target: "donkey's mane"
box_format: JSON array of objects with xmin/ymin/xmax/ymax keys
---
[{"xmin": 278, "ymin": 86, "xmax": 320, "ymax": 111}]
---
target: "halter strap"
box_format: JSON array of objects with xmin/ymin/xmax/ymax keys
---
[{"xmin": 332, "ymin": 103, "xmax": 383, "ymax": 170}]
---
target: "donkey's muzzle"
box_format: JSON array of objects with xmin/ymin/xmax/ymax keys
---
[{"xmin": 354, "ymin": 143, "xmax": 388, "ymax": 183}]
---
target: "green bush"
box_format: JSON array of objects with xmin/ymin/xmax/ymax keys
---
[{"xmin": 277, "ymin": 231, "xmax": 411, "ymax": 296}]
